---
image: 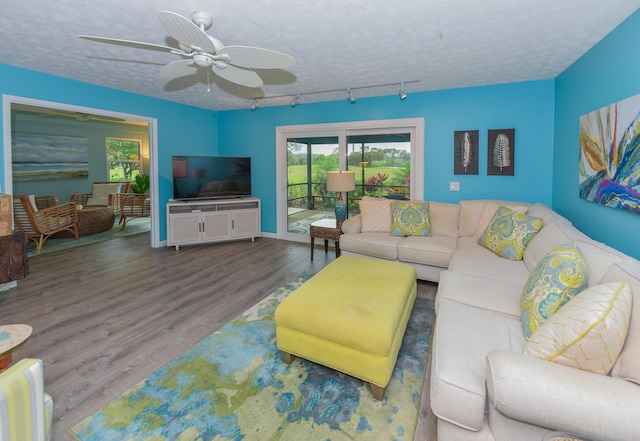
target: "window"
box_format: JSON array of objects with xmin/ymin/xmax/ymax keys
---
[{"xmin": 107, "ymin": 138, "xmax": 142, "ymax": 182}]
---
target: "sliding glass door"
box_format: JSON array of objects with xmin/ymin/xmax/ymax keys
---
[
  {"xmin": 276, "ymin": 119, "xmax": 424, "ymax": 242},
  {"xmin": 286, "ymin": 136, "xmax": 339, "ymax": 234}
]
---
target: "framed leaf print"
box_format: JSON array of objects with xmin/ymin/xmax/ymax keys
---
[
  {"xmin": 454, "ymin": 130, "xmax": 479, "ymax": 175},
  {"xmin": 487, "ymin": 129, "xmax": 515, "ymax": 176}
]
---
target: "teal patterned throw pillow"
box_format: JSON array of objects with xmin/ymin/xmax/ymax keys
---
[
  {"xmin": 521, "ymin": 241, "xmax": 589, "ymax": 339},
  {"xmin": 390, "ymin": 201, "xmax": 431, "ymax": 237},
  {"xmin": 477, "ymin": 206, "xmax": 544, "ymax": 260}
]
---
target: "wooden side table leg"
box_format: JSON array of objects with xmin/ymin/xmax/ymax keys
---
[
  {"xmin": 310, "ymin": 237, "xmax": 315, "ymax": 261},
  {"xmin": 336, "ymin": 241, "xmax": 340, "ymax": 258},
  {"xmin": 324, "ymin": 239, "xmax": 329, "ymax": 254}
]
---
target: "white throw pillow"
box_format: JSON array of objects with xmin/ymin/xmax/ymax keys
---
[
  {"xmin": 474, "ymin": 201, "xmax": 529, "ymax": 239},
  {"xmin": 88, "ymin": 183, "xmax": 122, "ymax": 206},
  {"xmin": 359, "ymin": 196, "xmax": 392, "ymax": 233},
  {"xmin": 28, "ymin": 194, "xmax": 38, "ymax": 211},
  {"xmin": 525, "ymin": 281, "xmax": 632, "ymax": 375}
]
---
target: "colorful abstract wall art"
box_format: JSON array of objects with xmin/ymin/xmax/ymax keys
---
[
  {"xmin": 579, "ymin": 93, "xmax": 640, "ymax": 214},
  {"xmin": 12, "ymin": 132, "xmax": 89, "ymax": 181},
  {"xmin": 454, "ymin": 130, "xmax": 479, "ymax": 175}
]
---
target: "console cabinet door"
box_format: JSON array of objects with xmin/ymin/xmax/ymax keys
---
[
  {"xmin": 202, "ymin": 212, "xmax": 231, "ymax": 241},
  {"xmin": 168, "ymin": 213, "xmax": 201, "ymax": 245},
  {"xmin": 231, "ymin": 210, "xmax": 260, "ymax": 238}
]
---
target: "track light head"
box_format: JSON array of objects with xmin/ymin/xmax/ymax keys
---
[
  {"xmin": 250, "ymin": 99, "xmax": 260, "ymax": 111},
  {"xmin": 290, "ymin": 94, "xmax": 300, "ymax": 108},
  {"xmin": 347, "ymin": 89, "xmax": 356, "ymax": 104},
  {"xmin": 399, "ymin": 82, "xmax": 407, "ymax": 100}
]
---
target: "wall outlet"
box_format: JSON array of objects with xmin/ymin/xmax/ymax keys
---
[{"xmin": 449, "ymin": 181, "xmax": 460, "ymax": 191}]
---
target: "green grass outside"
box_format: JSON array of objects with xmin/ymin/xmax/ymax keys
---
[{"xmin": 287, "ymin": 164, "xmax": 407, "ymax": 184}]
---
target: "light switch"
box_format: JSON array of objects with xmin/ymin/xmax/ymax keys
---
[{"xmin": 449, "ymin": 181, "xmax": 460, "ymax": 191}]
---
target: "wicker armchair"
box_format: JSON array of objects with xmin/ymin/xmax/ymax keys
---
[
  {"xmin": 120, "ymin": 194, "xmax": 150, "ymax": 231},
  {"xmin": 70, "ymin": 181, "xmax": 131, "ymax": 213},
  {"xmin": 13, "ymin": 195, "xmax": 79, "ymax": 254}
]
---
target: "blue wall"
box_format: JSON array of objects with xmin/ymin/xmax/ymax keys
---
[
  {"xmin": 219, "ymin": 80, "xmax": 555, "ymax": 234},
  {"xmin": 0, "ymin": 63, "xmax": 219, "ymax": 239},
  {"xmin": 554, "ymin": 9, "xmax": 640, "ymax": 259}
]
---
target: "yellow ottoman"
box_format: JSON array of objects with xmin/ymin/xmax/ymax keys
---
[{"xmin": 275, "ymin": 255, "xmax": 417, "ymax": 399}]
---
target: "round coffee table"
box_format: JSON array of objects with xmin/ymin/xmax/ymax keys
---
[
  {"xmin": 0, "ymin": 324, "xmax": 32, "ymax": 372},
  {"xmin": 58, "ymin": 205, "xmax": 115, "ymax": 237}
]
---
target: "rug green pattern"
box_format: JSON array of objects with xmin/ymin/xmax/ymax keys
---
[
  {"xmin": 69, "ymin": 274, "xmax": 434, "ymax": 441},
  {"xmin": 287, "ymin": 212, "xmax": 334, "ymax": 234}
]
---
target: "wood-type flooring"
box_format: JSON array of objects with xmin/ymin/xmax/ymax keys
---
[{"xmin": 0, "ymin": 233, "xmax": 437, "ymax": 440}]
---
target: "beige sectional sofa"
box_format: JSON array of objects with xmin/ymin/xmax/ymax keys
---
[{"xmin": 340, "ymin": 198, "xmax": 640, "ymax": 441}]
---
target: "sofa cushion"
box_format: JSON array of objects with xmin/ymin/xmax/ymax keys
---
[
  {"xmin": 473, "ymin": 201, "xmax": 529, "ymax": 239},
  {"xmin": 358, "ymin": 196, "xmax": 392, "ymax": 233},
  {"xmin": 523, "ymin": 220, "xmax": 572, "ymax": 272},
  {"xmin": 448, "ymin": 249, "xmax": 531, "ymax": 284},
  {"xmin": 602, "ymin": 258, "xmax": 640, "ymax": 384},
  {"xmin": 397, "ymin": 235, "xmax": 456, "ymax": 268},
  {"xmin": 458, "ymin": 199, "xmax": 490, "ymax": 237},
  {"xmin": 521, "ymin": 241, "xmax": 589, "ymax": 339},
  {"xmin": 340, "ymin": 232, "xmax": 403, "ymax": 260},
  {"xmin": 574, "ymin": 239, "xmax": 626, "ymax": 286},
  {"xmin": 430, "ymin": 302, "xmax": 524, "ymax": 431},
  {"xmin": 525, "ymin": 281, "xmax": 632, "ymax": 374},
  {"xmin": 390, "ymin": 201, "xmax": 431, "ymax": 237},
  {"xmin": 429, "ymin": 201, "xmax": 460, "ymax": 238},
  {"xmin": 477, "ymin": 206, "xmax": 544, "ymax": 260},
  {"xmin": 436, "ymin": 270, "xmax": 523, "ymax": 317}
]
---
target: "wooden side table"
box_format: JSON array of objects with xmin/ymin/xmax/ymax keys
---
[
  {"xmin": 0, "ymin": 324, "xmax": 32, "ymax": 372},
  {"xmin": 309, "ymin": 219, "xmax": 342, "ymax": 260}
]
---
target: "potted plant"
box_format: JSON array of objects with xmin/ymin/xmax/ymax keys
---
[{"xmin": 131, "ymin": 173, "xmax": 150, "ymax": 194}]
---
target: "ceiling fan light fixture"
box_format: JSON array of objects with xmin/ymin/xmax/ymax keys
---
[
  {"xmin": 399, "ymin": 82, "xmax": 407, "ymax": 100},
  {"xmin": 347, "ymin": 89, "xmax": 356, "ymax": 104},
  {"xmin": 290, "ymin": 95, "xmax": 301, "ymax": 108},
  {"xmin": 250, "ymin": 99, "xmax": 260, "ymax": 111}
]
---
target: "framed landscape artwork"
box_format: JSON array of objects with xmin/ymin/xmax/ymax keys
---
[
  {"xmin": 579, "ymin": 93, "xmax": 640, "ymax": 214},
  {"xmin": 453, "ymin": 130, "xmax": 479, "ymax": 175},
  {"xmin": 487, "ymin": 129, "xmax": 515, "ymax": 176},
  {"xmin": 12, "ymin": 132, "xmax": 89, "ymax": 181}
]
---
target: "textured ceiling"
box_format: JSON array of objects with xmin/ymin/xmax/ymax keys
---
[{"xmin": 1, "ymin": 0, "xmax": 638, "ymax": 111}]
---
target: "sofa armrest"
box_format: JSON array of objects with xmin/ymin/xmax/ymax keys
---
[
  {"xmin": 486, "ymin": 350, "xmax": 640, "ymax": 441},
  {"xmin": 341, "ymin": 214, "xmax": 361, "ymax": 234}
]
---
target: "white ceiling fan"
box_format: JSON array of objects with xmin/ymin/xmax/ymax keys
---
[{"xmin": 79, "ymin": 10, "xmax": 295, "ymax": 89}]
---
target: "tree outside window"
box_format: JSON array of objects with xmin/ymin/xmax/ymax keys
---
[{"xmin": 107, "ymin": 138, "xmax": 142, "ymax": 181}]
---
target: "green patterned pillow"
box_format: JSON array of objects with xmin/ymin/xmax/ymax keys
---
[
  {"xmin": 390, "ymin": 201, "xmax": 431, "ymax": 237},
  {"xmin": 477, "ymin": 206, "xmax": 544, "ymax": 260},
  {"xmin": 521, "ymin": 241, "xmax": 589, "ymax": 339}
]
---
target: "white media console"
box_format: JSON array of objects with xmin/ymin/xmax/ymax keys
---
[{"xmin": 166, "ymin": 197, "xmax": 261, "ymax": 250}]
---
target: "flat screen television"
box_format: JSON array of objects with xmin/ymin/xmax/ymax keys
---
[{"xmin": 172, "ymin": 155, "xmax": 252, "ymax": 201}]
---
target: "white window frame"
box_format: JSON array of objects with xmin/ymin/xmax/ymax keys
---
[{"xmin": 106, "ymin": 137, "xmax": 143, "ymax": 182}]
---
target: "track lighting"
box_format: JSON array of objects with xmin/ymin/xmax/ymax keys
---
[
  {"xmin": 250, "ymin": 80, "xmax": 419, "ymax": 109},
  {"xmin": 399, "ymin": 82, "xmax": 407, "ymax": 100},
  {"xmin": 347, "ymin": 89, "xmax": 356, "ymax": 104}
]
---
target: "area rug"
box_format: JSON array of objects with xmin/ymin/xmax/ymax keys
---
[
  {"xmin": 27, "ymin": 216, "xmax": 151, "ymax": 256},
  {"xmin": 288, "ymin": 212, "xmax": 334, "ymax": 234},
  {"xmin": 69, "ymin": 274, "xmax": 434, "ymax": 441}
]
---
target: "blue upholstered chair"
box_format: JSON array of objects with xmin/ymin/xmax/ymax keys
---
[{"xmin": 0, "ymin": 359, "xmax": 52, "ymax": 441}]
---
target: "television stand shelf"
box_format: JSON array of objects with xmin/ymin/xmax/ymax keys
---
[{"xmin": 166, "ymin": 197, "xmax": 261, "ymax": 250}]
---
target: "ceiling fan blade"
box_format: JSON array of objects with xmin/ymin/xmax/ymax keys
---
[
  {"xmin": 213, "ymin": 64, "xmax": 263, "ymax": 88},
  {"xmin": 218, "ymin": 46, "xmax": 295, "ymax": 69},
  {"xmin": 160, "ymin": 60, "xmax": 198, "ymax": 80},
  {"xmin": 79, "ymin": 35, "xmax": 176, "ymax": 53},
  {"xmin": 159, "ymin": 11, "xmax": 216, "ymax": 53}
]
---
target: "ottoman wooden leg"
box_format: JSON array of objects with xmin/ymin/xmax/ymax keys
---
[
  {"xmin": 370, "ymin": 383, "xmax": 387, "ymax": 400},
  {"xmin": 280, "ymin": 350, "xmax": 296, "ymax": 364}
]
